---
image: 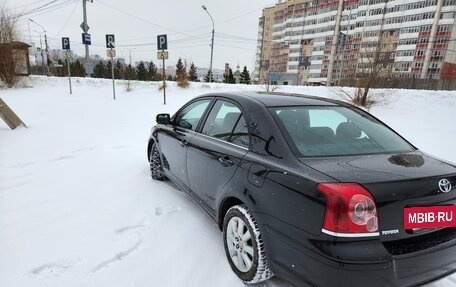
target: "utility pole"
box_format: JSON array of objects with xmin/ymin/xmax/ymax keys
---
[
  {"xmin": 327, "ymin": 0, "xmax": 344, "ymax": 87},
  {"xmin": 36, "ymin": 31, "xmax": 45, "ymax": 75},
  {"xmin": 39, "ymin": 34, "xmax": 45, "ymax": 74},
  {"xmin": 337, "ymin": 7, "xmax": 353, "ymax": 86},
  {"xmin": 259, "ymin": 16, "xmax": 265, "ymax": 83},
  {"xmin": 421, "ymin": 0, "xmax": 443, "ymax": 79},
  {"xmin": 44, "ymin": 33, "xmax": 50, "ymax": 74},
  {"xmin": 82, "ymin": 0, "xmax": 93, "ymax": 76}
]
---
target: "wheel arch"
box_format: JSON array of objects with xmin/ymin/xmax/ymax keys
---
[{"xmin": 218, "ymin": 196, "xmax": 245, "ymax": 230}]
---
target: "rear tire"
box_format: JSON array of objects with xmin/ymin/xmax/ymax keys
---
[
  {"xmin": 223, "ymin": 205, "xmax": 273, "ymax": 284},
  {"xmin": 150, "ymin": 143, "xmax": 165, "ymax": 180}
]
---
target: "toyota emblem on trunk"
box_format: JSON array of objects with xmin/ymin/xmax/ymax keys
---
[{"xmin": 438, "ymin": 179, "xmax": 452, "ymax": 193}]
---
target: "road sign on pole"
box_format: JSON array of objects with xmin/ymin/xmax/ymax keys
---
[
  {"xmin": 107, "ymin": 49, "xmax": 116, "ymax": 58},
  {"xmin": 157, "ymin": 51, "xmax": 169, "ymax": 60},
  {"xmin": 61, "ymin": 37, "xmax": 72, "ymax": 94},
  {"xmin": 62, "ymin": 37, "xmax": 70, "ymax": 50},
  {"xmin": 157, "ymin": 34, "xmax": 168, "ymax": 105},
  {"xmin": 106, "ymin": 34, "xmax": 115, "ymax": 49},
  {"xmin": 157, "ymin": 34, "xmax": 168, "ymax": 50},
  {"xmin": 82, "ymin": 33, "xmax": 91, "ymax": 45},
  {"xmin": 80, "ymin": 22, "xmax": 89, "ymax": 32}
]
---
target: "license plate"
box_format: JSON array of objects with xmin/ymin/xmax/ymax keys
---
[{"xmin": 404, "ymin": 205, "xmax": 456, "ymax": 229}]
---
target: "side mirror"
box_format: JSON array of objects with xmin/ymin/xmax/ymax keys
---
[{"xmin": 156, "ymin": 113, "xmax": 171, "ymax": 125}]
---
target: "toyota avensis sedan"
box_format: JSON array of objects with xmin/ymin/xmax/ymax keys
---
[{"xmin": 147, "ymin": 92, "xmax": 456, "ymax": 287}]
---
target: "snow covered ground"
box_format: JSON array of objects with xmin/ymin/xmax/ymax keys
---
[{"xmin": 1, "ymin": 76, "xmax": 455, "ymax": 287}]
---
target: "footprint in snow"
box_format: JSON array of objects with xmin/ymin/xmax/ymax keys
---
[
  {"xmin": 48, "ymin": 155, "xmax": 75, "ymax": 162},
  {"xmin": 91, "ymin": 240, "xmax": 142, "ymax": 273},
  {"xmin": 155, "ymin": 206, "xmax": 181, "ymax": 216},
  {"xmin": 115, "ymin": 221, "xmax": 147, "ymax": 234},
  {"xmin": 31, "ymin": 258, "xmax": 78, "ymax": 276}
]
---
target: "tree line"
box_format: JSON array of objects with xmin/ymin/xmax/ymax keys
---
[{"xmin": 47, "ymin": 57, "xmax": 252, "ymax": 84}]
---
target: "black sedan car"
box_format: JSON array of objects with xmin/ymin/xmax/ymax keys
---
[{"xmin": 147, "ymin": 92, "xmax": 456, "ymax": 287}]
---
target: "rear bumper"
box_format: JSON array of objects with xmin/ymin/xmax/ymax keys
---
[
  {"xmin": 393, "ymin": 237, "xmax": 456, "ymax": 284},
  {"xmin": 263, "ymin": 225, "xmax": 456, "ymax": 287}
]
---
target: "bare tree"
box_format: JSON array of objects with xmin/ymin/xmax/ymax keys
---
[
  {"xmin": 0, "ymin": 8, "xmax": 21, "ymax": 87},
  {"xmin": 354, "ymin": 39, "xmax": 395, "ymax": 106},
  {"xmin": 350, "ymin": 0, "xmax": 395, "ymax": 107}
]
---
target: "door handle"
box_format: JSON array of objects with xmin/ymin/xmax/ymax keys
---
[
  {"xmin": 218, "ymin": 156, "xmax": 234, "ymax": 167},
  {"xmin": 179, "ymin": 140, "xmax": 188, "ymax": 147}
]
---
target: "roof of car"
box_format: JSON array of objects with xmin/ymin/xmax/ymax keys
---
[{"xmin": 202, "ymin": 91, "xmax": 344, "ymax": 108}]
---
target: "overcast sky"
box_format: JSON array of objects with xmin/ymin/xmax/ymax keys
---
[{"xmin": 3, "ymin": 0, "xmax": 277, "ymax": 71}]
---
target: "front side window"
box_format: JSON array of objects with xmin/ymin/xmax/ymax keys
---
[
  {"xmin": 202, "ymin": 100, "xmax": 249, "ymax": 148},
  {"xmin": 273, "ymin": 106, "xmax": 414, "ymax": 157},
  {"xmin": 174, "ymin": 99, "xmax": 211, "ymax": 131}
]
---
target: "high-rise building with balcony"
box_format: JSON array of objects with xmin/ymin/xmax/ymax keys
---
[{"xmin": 254, "ymin": 0, "xmax": 456, "ymax": 86}]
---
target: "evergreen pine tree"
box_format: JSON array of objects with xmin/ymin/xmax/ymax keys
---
[
  {"xmin": 62, "ymin": 60, "xmax": 70, "ymax": 77},
  {"xmin": 175, "ymin": 57, "xmax": 189, "ymax": 87},
  {"xmin": 188, "ymin": 62, "xmax": 198, "ymax": 81},
  {"xmin": 240, "ymin": 66, "xmax": 251, "ymax": 84},
  {"xmin": 56, "ymin": 59, "xmax": 65, "ymax": 77},
  {"xmin": 223, "ymin": 69, "xmax": 229, "ymax": 83},
  {"xmin": 228, "ymin": 68, "xmax": 235, "ymax": 84},
  {"xmin": 93, "ymin": 60, "xmax": 105, "ymax": 78},
  {"xmin": 147, "ymin": 61, "xmax": 158, "ymax": 81},
  {"xmin": 114, "ymin": 60, "xmax": 124, "ymax": 79},
  {"xmin": 136, "ymin": 61, "xmax": 147, "ymax": 81},
  {"xmin": 223, "ymin": 68, "xmax": 236, "ymax": 84},
  {"xmin": 105, "ymin": 60, "xmax": 113, "ymax": 79},
  {"xmin": 175, "ymin": 58, "xmax": 186, "ymax": 80},
  {"xmin": 204, "ymin": 70, "xmax": 214, "ymax": 82},
  {"xmin": 124, "ymin": 64, "xmax": 136, "ymax": 80},
  {"xmin": 71, "ymin": 60, "xmax": 86, "ymax": 77}
]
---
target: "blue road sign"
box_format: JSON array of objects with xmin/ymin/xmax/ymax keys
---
[
  {"xmin": 157, "ymin": 34, "xmax": 168, "ymax": 50},
  {"xmin": 106, "ymin": 34, "xmax": 115, "ymax": 49},
  {"xmin": 62, "ymin": 37, "xmax": 70, "ymax": 50},
  {"xmin": 82, "ymin": 33, "xmax": 91, "ymax": 45}
]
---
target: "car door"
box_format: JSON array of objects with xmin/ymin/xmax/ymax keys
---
[
  {"xmin": 157, "ymin": 98, "xmax": 212, "ymax": 190},
  {"xmin": 187, "ymin": 99, "xmax": 250, "ymax": 214}
]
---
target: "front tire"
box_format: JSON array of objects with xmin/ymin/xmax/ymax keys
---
[
  {"xmin": 150, "ymin": 143, "xmax": 165, "ymax": 180},
  {"xmin": 223, "ymin": 205, "xmax": 273, "ymax": 284}
]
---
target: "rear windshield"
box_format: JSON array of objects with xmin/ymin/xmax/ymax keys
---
[{"xmin": 271, "ymin": 106, "xmax": 415, "ymax": 157}]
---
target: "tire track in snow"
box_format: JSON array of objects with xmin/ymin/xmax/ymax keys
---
[{"xmin": 2, "ymin": 154, "xmax": 75, "ymax": 169}]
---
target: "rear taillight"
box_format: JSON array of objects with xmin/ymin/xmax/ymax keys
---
[{"xmin": 317, "ymin": 183, "xmax": 379, "ymax": 237}]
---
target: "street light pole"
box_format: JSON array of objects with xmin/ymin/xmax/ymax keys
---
[
  {"xmin": 202, "ymin": 5, "xmax": 214, "ymax": 82},
  {"xmin": 30, "ymin": 19, "xmax": 49, "ymax": 75}
]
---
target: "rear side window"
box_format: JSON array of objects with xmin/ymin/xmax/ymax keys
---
[
  {"xmin": 174, "ymin": 99, "xmax": 211, "ymax": 131},
  {"xmin": 273, "ymin": 106, "xmax": 414, "ymax": 157},
  {"xmin": 202, "ymin": 100, "xmax": 249, "ymax": 148}
]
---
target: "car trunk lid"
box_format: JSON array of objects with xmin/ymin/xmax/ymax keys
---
[{"xmin": 302, "ymin": 151, "xmax": 456, "ymax": 243}]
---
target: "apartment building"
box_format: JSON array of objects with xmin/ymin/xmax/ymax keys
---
[{"xmin": 254, "ymin": 0, "xmax": 456, "ymax": 86}]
